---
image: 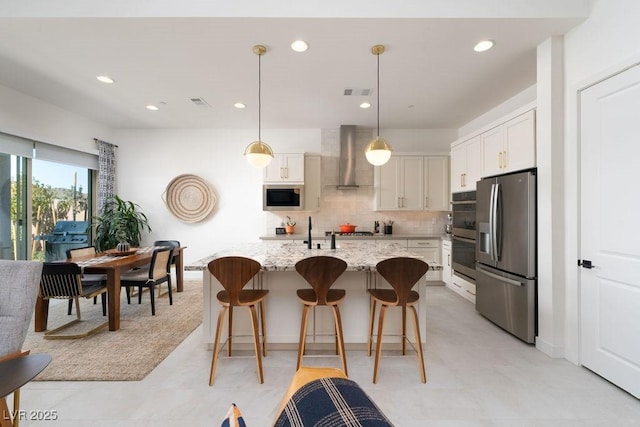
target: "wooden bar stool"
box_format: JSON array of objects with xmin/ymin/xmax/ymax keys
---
[
  {"xmin": 367, "ymin": 257, "xmax": 429, "ymax": 383},
  {"xmin": 295, "ymin": 256, "xmax": 348, "ymax": 375},
  {"xmin": 207, "ymin": 256, "xmax": 268, "ymax": 385}
]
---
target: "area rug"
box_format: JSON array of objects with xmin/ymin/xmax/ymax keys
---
[{"xmin": 22, "ymin": 280, "xmax": 203, "ymax": 381}]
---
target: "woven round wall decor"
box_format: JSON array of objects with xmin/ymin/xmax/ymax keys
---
[{"xmin": 163, "ymin": 174, "xmax": 216, "ymax": 223}]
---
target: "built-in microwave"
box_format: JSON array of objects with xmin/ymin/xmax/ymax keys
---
[{"xmin": 263, "ymin": 185, "xmax": 304, "ymax": 211}]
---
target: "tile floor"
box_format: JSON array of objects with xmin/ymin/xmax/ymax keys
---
[{"xmin": 16, "ymin": 285, "xmax": 640, "ymax": 426}]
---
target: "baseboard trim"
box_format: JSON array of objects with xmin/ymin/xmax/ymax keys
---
[{"xmin": 535, "ymin": 336, "xmax": 565, "ymax": 358}]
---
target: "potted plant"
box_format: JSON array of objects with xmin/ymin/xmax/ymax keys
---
[
  {"xmin": 285, "ymin": 216, "xmax": 296, "ymax": 235},
  {"xmin": 91, "ymin": 195, "xmax": 152, "ymax": 252}
]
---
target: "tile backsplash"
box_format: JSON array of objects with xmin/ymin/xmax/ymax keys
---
[{"xmin": 265, "ymin": 128, "xmax": 450, "ymax": 235}]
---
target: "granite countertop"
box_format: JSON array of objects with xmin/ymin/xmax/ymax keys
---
[
  {"xmin": 187, "ymin": 241, "xmax": 443, "ymax": 272},
  {"xmin": 259, "ymin": 233, "xmax": 448, "ymax": 241}
]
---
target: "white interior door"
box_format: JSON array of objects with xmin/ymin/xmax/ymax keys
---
[{"xmin": 579, "ymin": 63, "xmax": 640, "ymax": 398}]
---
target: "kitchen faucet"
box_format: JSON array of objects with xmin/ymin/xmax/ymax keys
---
[{"xmin": 307, "ymin": 216, "xmax": 312, "ymax": 249}]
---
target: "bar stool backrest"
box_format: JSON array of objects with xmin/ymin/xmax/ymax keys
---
[
  {"xmin": 295, "ymin": 256, "xmax": 348, "ymax": 305},
  {"xmin": 207, "ymin": 256, "xmax": 261, "ymax": 306},
  {"xmin": 375, "ymin": 257, "xmax": 429, "ymax": 305}
]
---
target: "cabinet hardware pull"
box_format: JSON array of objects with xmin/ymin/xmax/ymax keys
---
[
  {"xmin": 498, "ymin": 152, "xmax": 501, "ymax": 169},
  {"xmin": 425, "ymin": 196, "xmax": 428, "ymax": 208},
  {"xmin": 447, "ymin": 254, "xmax": 450, "ymax": 266}
]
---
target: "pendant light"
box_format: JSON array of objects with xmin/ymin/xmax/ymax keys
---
[
  {"xmin": 365, "ymin": 44, "xmax": 393, "ymax": 166},
  {"xmin": 244, "ymin": 45, "xmax": 274, "ymax": 168}
]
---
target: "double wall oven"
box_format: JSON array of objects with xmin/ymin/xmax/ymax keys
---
[{"xmin": 451, "ymin": 190, "xmax": 476, "ymax": 281}]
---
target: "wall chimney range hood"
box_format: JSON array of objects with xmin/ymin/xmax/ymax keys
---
[{"xmin": 338, "ymin": 125, "xmax": 359, "ymax": 189}]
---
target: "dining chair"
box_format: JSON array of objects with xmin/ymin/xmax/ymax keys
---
[
  {"xmin": 294, "ymin": 256, "xmax": 349, "ymax": 375},
  {"xmin": 39, "ymin": 262, "xmax": 109, "ymax": 339},
  {"xmin": 119, "ymin": 247, "xmax": 173, "ymax": 315},
  {"xmin": 367, "ymin": 257, "xmax": 429, "ymax": 383},
  {"xmin": 207, "ymin": 256, "xmax": 268, "ymax": 385},
  {"xmin": 153, "ymin": 240, "xmax": 180, "ymax": 296},
  {"xmin": 0, "ymin": 259, "xmax": 44, "ymax": 427},
  {"xmin": 66, "ymin": 246, "xmax": 107, "ymax": 316}
]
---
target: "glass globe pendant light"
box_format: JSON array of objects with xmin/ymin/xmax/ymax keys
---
[
  {"xmin": 244, "ymin": 45, "xmax": 274, "ymax": 168},
  {"xmin": 365, "ymin": 44, "xmax": 393, "ymax": 166}
]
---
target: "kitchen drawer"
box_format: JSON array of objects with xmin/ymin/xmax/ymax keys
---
[
  {"xmin": 448, "ymin": 274, "xmax": 476, "ymax": 303},
  {"xmin": 408, "ymin": 239, "xmax": 439, "ymax": 249}
]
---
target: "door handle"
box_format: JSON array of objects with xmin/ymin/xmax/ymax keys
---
[{"xmin": 578, "ymin": 259, "xmax": 595, "ymax": 269}]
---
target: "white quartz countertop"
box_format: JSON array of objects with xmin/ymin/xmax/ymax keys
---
[{"xmin": 186, "ymin": 241, "xmax": 443, "ymax": 272}]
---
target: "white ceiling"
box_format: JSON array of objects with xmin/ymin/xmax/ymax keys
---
[{"xmin": 0, "ymin": 13, "xmax": 585, "ymax": 131}]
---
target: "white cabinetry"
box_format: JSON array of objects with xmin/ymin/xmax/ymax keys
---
[
  {"xmin": 423, "ymin": 156, "xmax": 450, "ymax": 211},
  {"xmin": 375, "ymin": 156, "xmax": 423, "ymax": 210},
  {"xmin": 447, "ymin": 273, "xmax": 476, "ymax": 303},
  {"xmin": 481, "ymin": 110, "xmax": 535, "ymax": 176},
  {"xmin": 304, "ymin": 155, "xmax": 321, "ymax": 211},
  {"xmin": 441, "ymin": 239, "xmax": 452, "ymax": 285},
  {"xmin": 263, "ymin": 153, "xmax": 304, "ymax": 183},
  {"xmin": 450, "ymin": 136, "xmax": 481, "ymax": 192},
  {"xmin": 376, "ymin": 155, "xmax": 450, "ymax": 211},
  {"xmin": 408, "ymin": 239, "xmax": 441, "ymax": 281}
]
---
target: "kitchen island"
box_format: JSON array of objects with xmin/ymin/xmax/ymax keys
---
[{"xmin": 186, "ymin": 241, "xmax": 442, "ymax": 349}]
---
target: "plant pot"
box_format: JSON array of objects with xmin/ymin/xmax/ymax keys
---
[{"xmin": 285, "ymin": 225, "xmax": 295, "ymax": 235}]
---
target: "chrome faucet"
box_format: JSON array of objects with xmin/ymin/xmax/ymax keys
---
[{"xmin": 307, "ymin": 216, "xmax": 312, "ymax": 249}]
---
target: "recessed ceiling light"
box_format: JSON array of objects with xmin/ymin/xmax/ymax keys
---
[
  {"xmin": 146, "ymin": 105, "xmax": 159, "ymax": 111},
  {"xmin": 474, "ymin": 40, "xmax": 495, "ymax": 52},
  {"xmin": 96, "ymin": 75, "xmax": 114, "ymax": 84},
  {"xmin": 360, "ymin": 102, "xmax": 371, "ymax": 109},
  {"xmin": 291, "ymin": 40, "xmax": 309, "ymax": 52},
  {"xmin": 234, "ymin": 102, "xmax": 247, "ymax": 109}
]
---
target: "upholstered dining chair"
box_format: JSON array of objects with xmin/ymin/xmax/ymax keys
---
[
  {"xmin": 207, "ymin": 256, "xmax": 268, "ymax": 385},
  {"xmin": 119, "ymin": 247, "xmax": 173, "ymax": 316},
  {"xmin": 0, "ymin": 260, "xmax": 44, "ymax": 427},
  {"xmin": 368, "ymin": 257, "xmax": 429, "ymax": 383},
  {"xmin": 294, "ymin": 256, "xmax": 349, "ymax": 375},
  {"xmin": 66, "ymin": 246, "xmax": 107, "ymax": 315},
  {"xmin": 153, "ymin": 240, "xmax": 180, "ymax": 296},
  {"xmin": 39, "ymin": 262, "xmax": 109, "ymax": 339}
]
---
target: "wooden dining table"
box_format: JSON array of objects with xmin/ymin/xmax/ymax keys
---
[{"xmin": 34, "ymin": 246, "xmax": 186, "ymax": 332}]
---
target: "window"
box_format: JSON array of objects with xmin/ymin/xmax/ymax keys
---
[{"xmin": 0, "ymin": 132, "xmax": 97, "ymax": 260}]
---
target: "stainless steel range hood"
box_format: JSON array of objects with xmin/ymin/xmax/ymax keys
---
[{"xmin": 338, "ymin": 125, "xmax": 358, "ymax": 189}]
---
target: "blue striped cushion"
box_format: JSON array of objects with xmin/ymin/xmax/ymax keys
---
[
  {"xmin": 273, "ymin": 377, "xmax": 393, "ymax": 426},
  {"xmin": 220, "ymin": 403, "xmax": 246, "ymax": 427}
]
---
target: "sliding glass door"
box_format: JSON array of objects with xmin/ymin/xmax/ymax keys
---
[
  {"xmin": 0, "ymin": 153, "xmax": 29, "ymax": 260},
  {"xmin": 1, "ymin": 132, "xmax": 97, "ymax": 261}
]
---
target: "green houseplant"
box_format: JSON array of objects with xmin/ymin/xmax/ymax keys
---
[{"xmin": 91, "ymin": 195, "xmax": 152, "ymax": 252}]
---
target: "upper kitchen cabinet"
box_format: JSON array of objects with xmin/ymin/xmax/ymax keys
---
[
  {"xmin": 263, "ymin": 153, "xmax": 305, "ymax": 183},
  {"xmin": 481, "ymin": 109, "xmax": 536, "ymax": 176},
  {"xmin": 375, "ymin": 156, "xmax": 423, "ymax": 210},
  {"xmin": 303, "ymin": 154, "xmax": 321, "ymax": 211},
  {"xmin": 423, "ymin": 156, "xmax": 450, "ymax": 211},
  {"xmin": 450, "ymin": 136, "xmax": 481, "ymax": 192}
]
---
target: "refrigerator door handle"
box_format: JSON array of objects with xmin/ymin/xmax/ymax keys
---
[
  {"xmin": 489, "ymin": 183, "xmax": 498, "ymax": 261},
  {"xmin": 477, "ymin": 265, "xmax": 523, "ymax": 287},
  {"xmin": 494, "ymin": 182, "xmax": 502, "ymax": 261}
]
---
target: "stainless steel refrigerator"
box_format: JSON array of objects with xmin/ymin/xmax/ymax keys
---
[{"xmin": 476, "ymin": 169, "xmax": 537, "ymax": 343}]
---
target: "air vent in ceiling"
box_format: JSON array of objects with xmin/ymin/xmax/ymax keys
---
[
  {"xmin": 190, "ymin": 97, "xmax": 211, "ymax": 107},
  {"xmin": 343, "ymin": 88, "xmax": 373, "ymax": 96}
]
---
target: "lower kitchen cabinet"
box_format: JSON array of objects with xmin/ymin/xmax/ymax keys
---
[
  {"xmin": 441, "ymin": 239, "xmax": 452, "ymax": 285},
  {"xmin": 408, "ymin": 239, "xmax": 441, "ymax": 282},
  {"xmin": 447, "ymin": 273, "xmax": 476, "ymax": 303}
]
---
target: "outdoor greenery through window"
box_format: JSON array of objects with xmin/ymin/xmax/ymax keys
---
[{"xmin": 1, "ymin": 153, "xmax": 92, "ymax": 261}]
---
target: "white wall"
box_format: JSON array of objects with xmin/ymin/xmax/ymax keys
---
[
  {"xmin": 112, "ymin": 128, "xmax": 320, "ymax": 271},
  {"xmin": 0, "ymin": 83, "xmax": 112, "ymax": 153},
  {"xmin": 563, "ymin": 0, "xmax": 640, "ymax": 363}
]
